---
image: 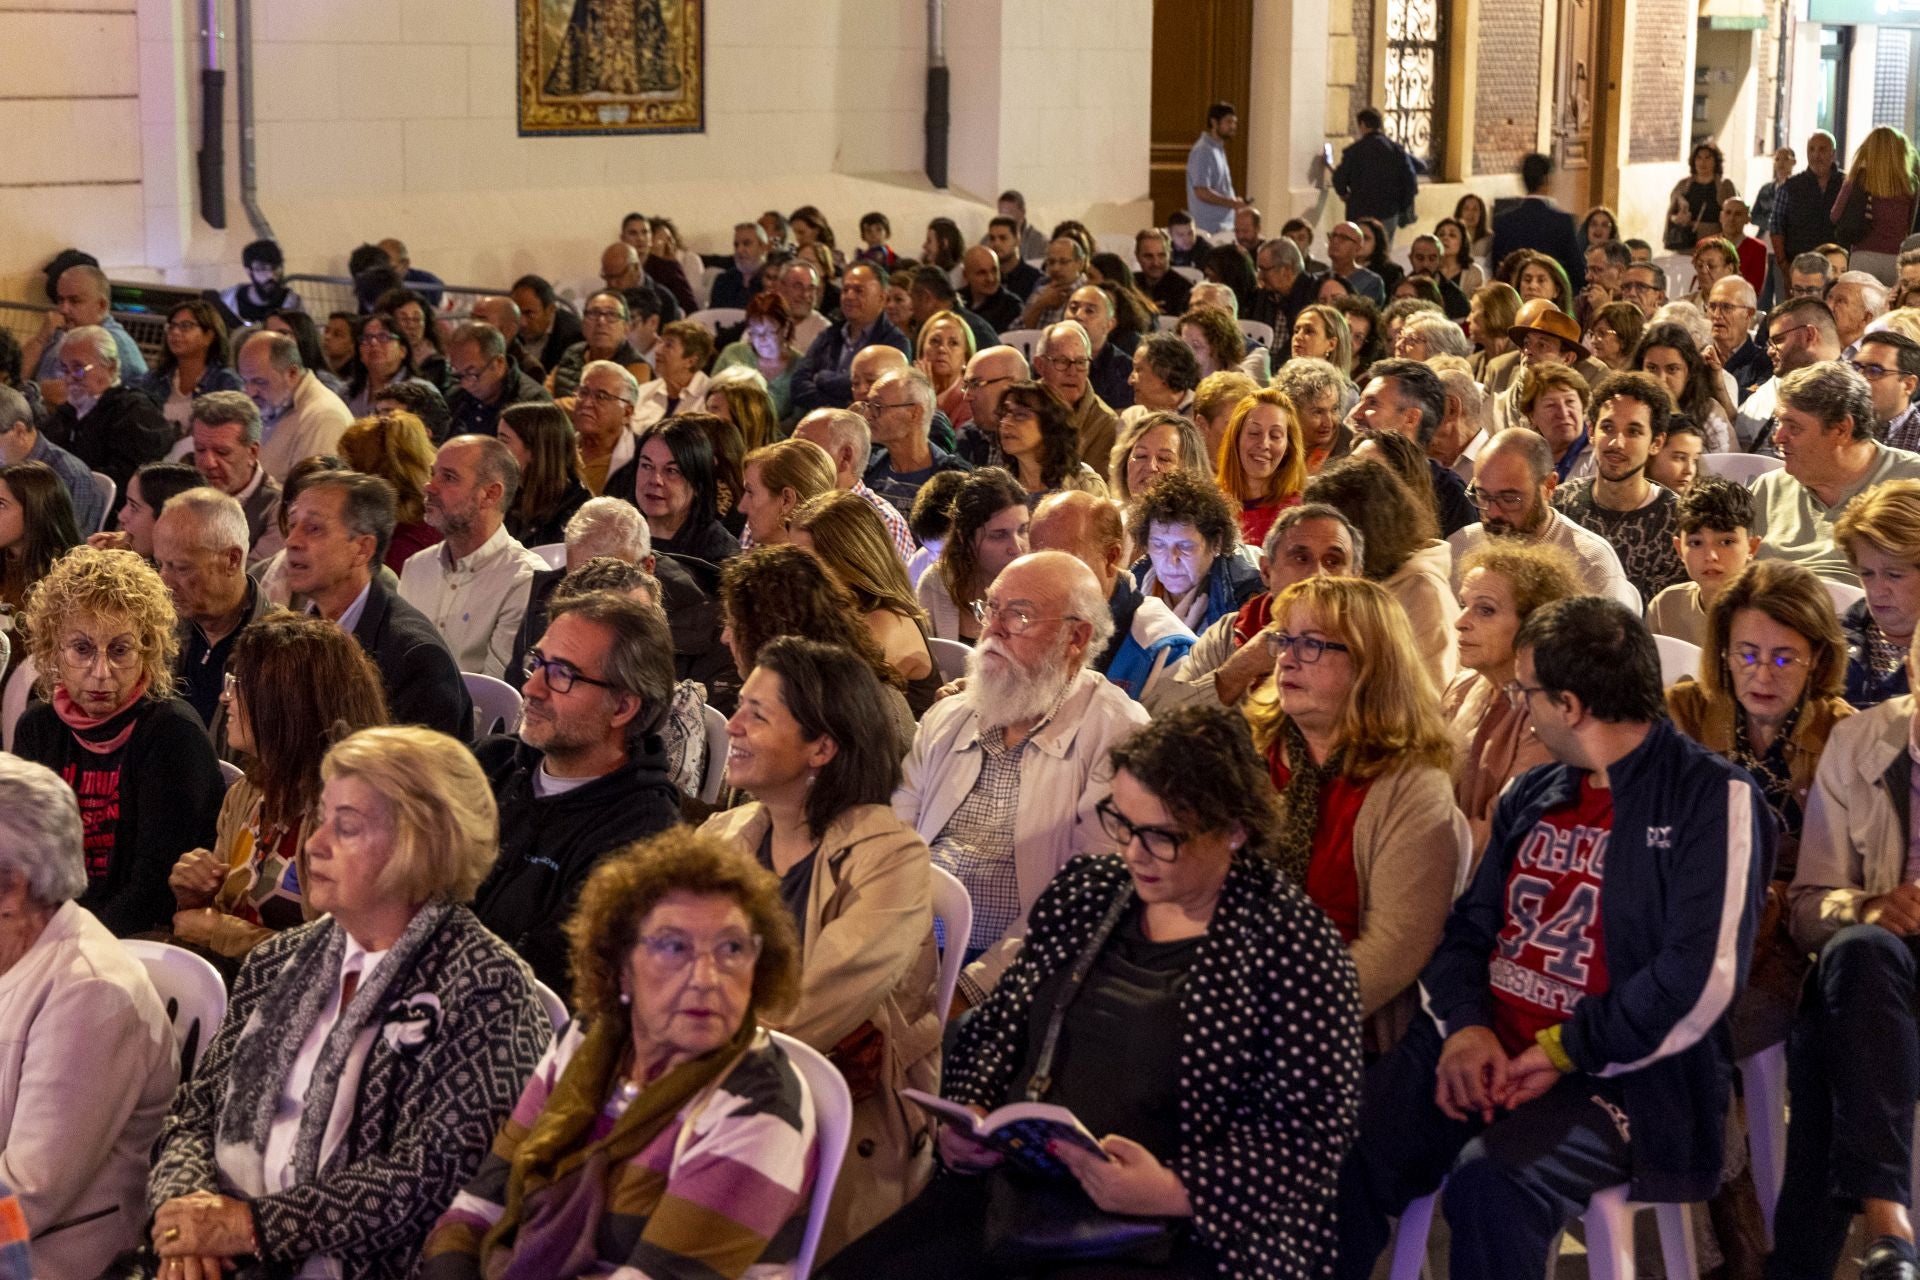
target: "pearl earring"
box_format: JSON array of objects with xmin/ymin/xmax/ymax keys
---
[{"xmin": 619, "ymin": 991, "xmax": 632, "ymax": 1005}]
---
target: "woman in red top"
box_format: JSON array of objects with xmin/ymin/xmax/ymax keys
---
[
  {"xmin": 1216, "ymin": 388, "xmax": 1307, "ymax": 549},
  {"xmin": 1244, "ymin": 576, "xmax": 1468, "ymax": 1054}
]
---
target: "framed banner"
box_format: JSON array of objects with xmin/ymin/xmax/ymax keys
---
[{"xmin": 517, "ymin": 0, "xmax": 705, "ymax": 136}]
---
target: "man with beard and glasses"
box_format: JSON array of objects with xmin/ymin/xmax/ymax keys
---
[
  {"xmin": 1549, "ymin": 373, "xmax": 1688, "ymax": 603},
  {"xmin": 894, "ymin": 550, "xmax": 1148, "ymax": 1003},
  {"xmin": 1449, "ymin": 427, "xmax": 1639, "ymax": 609},
  {"xmin": 398, "ymin": 434, "xmax": 545, "ymax": 678},
  {"xmin": 1737, "ymin": 297, "xmax": 1843, "ymax": 453},
  {"xmin": 472, "ymin": 588, "xmax": 681, "ymax": 997}
]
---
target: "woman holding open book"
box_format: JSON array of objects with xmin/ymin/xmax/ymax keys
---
[{"xmin": 819, "ymin": 706, "xmax": 1363, "ymax": 1280}]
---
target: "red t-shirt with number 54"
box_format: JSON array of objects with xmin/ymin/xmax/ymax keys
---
[{"xmin": 1489, "ymin": 776, "xmax": 1614, "ymax": 1056}]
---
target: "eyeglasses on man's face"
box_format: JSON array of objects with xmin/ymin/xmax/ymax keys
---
[{"xmin": 970, "ymin": 598, "xmax": 1077, "ymax": 636}]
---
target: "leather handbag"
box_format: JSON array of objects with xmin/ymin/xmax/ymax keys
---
[{"xmin": 977, "ymin": 886, "xmax": 1183, "ymax": 1268}]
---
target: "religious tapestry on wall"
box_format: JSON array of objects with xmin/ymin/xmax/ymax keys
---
[{"xmin": 517, "ymin": 0, "xmax": 704, "ymax": 136}]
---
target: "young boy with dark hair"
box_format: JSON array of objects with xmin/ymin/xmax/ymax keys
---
[{"xmin": 1644, "ymin": 474, "xmax": 1760, "ymax": 645}]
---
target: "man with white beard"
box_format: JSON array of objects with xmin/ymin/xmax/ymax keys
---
[{"xmin": 894, "ymin": 551, "xmax": 1149, "ymax": 1007}]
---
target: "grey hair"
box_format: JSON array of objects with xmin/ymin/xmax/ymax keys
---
[
  {"xmin": 1042, "ymin": 319, "xmax": 1093, "ymax": 359},
  {"xmin": 879, "ymin": 367, "xmax": 937, "ymax": 423},
  {"xmin": 304, "ymin": 471, "xmax": 397, "ymax": 563},
  {"xmin": 1046, "ymin": 553, "xmax": 1116, "ymax": 660},
  {"xmin": 708, "ymin": 364, "xmax": 770, "ymax": 396},
  {"xmin": 449, "ymin": 321, "xmax": 507, "ymax": 362},
  {"xmin": 1481, "ymin": 425, "xmax": 1556, "ymax": 484},
  {"xmin": 1834, "ymin": 271, "xmax": 1890, "ymax": 316},
  {"xmin": 192, "ymin": 389, "xmax": 262, "ymax": 444},
  {"xmin": 1779, "ymin": 360, "xmax": 1876, "ymax": 441},
  {"xmin": 1434, "ymin": 366, "xmax": 1490, "ymax": 436},
  {"xmin": 1191, "ymin": 282, "xmax": 1238, "ymax": 314},
  {"xmin": 162, "ymin": 486, "xmax": 251, "ymax": 553},
  {"xmin": 565, "ymin": 495, "xmax": 651, "ymax": 561},
  {"xmin": 242, "ymin": 329, "xmax": 303, "ymax": 372},
  {"xmin": 1259, "ymin": 238, "xmax": 1304, "ymax": 272},
  {"xmin": 1271, "ymin": 356, "xmax": 1346, "ymax": 406},
  {"xmin": 0, "ymin": 755, "xmax": 87, "ymax": 907},
  {"xmin": 1401, "ymin": 313, "xmax": 1473, "ymax": 358},
  {"xmin": 1650, "ymin": 301, "xmax": 1712, "ymax": 352},
  {"xmin": 1628, "ymin": 261, "xmax": 1669, "ymax": 292},
  {"xmin": 1792, "ymin": 252, "xmax": 1834, "ymax": 281},
  {"xmin": 0, "ymin": 385, "xmax": 30, "ymax": 432},
  {"xmin": 59, "ymin": 325, "xmax": 119, "ymax": 377},
  {"xmin": 799, "ymin": 408, "xmax": 872, "ymax": 473},
  {"xmin": 579, "ymin": 358, "xmax": 640, "ymax": 402},
  {"xmin": 1262, "ymin": 499, "xmax": 1366, "ymax": 568},
  {"xmin": 1710, "ymin": 275, "xmax": 1758, "ymax": 310}
]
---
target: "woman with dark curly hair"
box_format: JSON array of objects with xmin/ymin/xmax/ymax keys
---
[
  {"xmin": 820, "ymin": 705, "xmax": 1363, "ymax": 1280},
  {"xmin": 721, "ymin": 544, "xmax": 915, "ymax": 744},
  {"xmin": 922, "ymin": 217, "xmax": 965, "ymax": 273},
  {"xmin": 1130, "ymin": 470, "xmax": 1263, "ymax": 631},
  {"xmin": 1634, "ymin": 321, "xmax": 1736, "ymax": 452},
  {"xmin": 916, "ymin": 467, "xmax": 1030, "ymax": 643},
  {"xmin": 993, "ymin": 381, "xmax": 1104, "ymax": 497},
  {"xmin": 1668, "ymin": 141, "xmax": 1737, "ymax": 249},
  {"xmin": 134, "ymin": 299, "xmax": 242, "ymax": 436},
  {"xmin": 1331, "ymin": 293, "xmax": 1385, "ymax": 376}
]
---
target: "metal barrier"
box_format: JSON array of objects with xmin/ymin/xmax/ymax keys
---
[
  {"xmin": 285, "ymin": 274, "xmax": 511, "ymax": 323},
  {"xmin": 0, "ymin": 299, "xmax": 167, "ymax": 365}
]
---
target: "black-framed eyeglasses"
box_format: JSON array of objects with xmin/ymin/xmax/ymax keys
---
[
  {"xmin": 1264, "ymin": 631, "xmax": 1351, "ymax": 664},
  {"xmin": 1766, "ymin": 323, "xmax": 1815, "ymax": 351},
  {"xmin": 960, "ymin": 374, "xmax": 1014, "ymax": 393},
  {"xmin": 1095, "ymin": 796, "xmax": 1189, "ymax": 863},
  {"xmin": 1849, "ymin": 360, "xmax": 1901, "ymax": 381},
  {"xmin": 524, "ymin": 650, "xmax": 620, "ymax": 694}
]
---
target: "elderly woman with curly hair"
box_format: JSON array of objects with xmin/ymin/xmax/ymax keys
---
[
  {"xmin": 12, "ymin": 547, "xmax": 224, "ymax": 936},
  {"xmin": 146, "ymin": 726, "xmax": 552, "ymax": 1280},
  {"xmin": 993, "ymin": 381, "xmax": 1106, "ymax": 497},
  {"xmin": 821, "ymin": 706, "xmax": 1363, "ymax": 1279},
  {"xmin": 1177, "ymin": 304, "xmax": 1247, "ymax": 380},
  {"xmin": 422, "ymin": 828, "xmax": 818, "ymax": 1280},
  {"xmin": 721, "ymin": 544, "xmax": 916, "ymax": 747},
  {"xmin": 1130, "ymin": 470, "xmax": 1263, "ymax": 632},
  {"xmin": 1245, "ymin": 575, "xmax": 1467, "ymax": 1052}
]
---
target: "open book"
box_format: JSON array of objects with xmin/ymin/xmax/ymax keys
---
[{"xmin": 904, "ymin": 1089, "xmax": 1111, "ymax": 1176}]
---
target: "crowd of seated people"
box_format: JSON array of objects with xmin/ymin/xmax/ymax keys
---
[{"xmin": 8, "ymin": 126, "xmax": 1920, "ymax": 1278}]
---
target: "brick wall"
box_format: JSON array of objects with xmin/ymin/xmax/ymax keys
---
[
  {"xmin": 1473, "ymin": 0, "xmax": 1541, "ymax": 176},
  {"xmin": 1629, "ymin": 0, "xmax": 1688, "ymax": 163},
  {"xmin": 1352, "ymin": 0, "xmax": 1374, "ymax": 115}
]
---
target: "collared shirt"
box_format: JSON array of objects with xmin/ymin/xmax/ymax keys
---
[
  {"xmin": 1185, "ymin": 133, "xmax": 1236, "ymax": 234},
  {"xmin": 854, "ymin": 480, "xmax": 915, "ymax": 559},
  {"xmin": 310, "ymin": 579, "xmax": 375, "ymax": 637},
  {"xmin": 25, "ymin": 429, "xmax": 102, "ymax": 533},
  {"xmin": 1888, "ymin": 403, "xmax": 1920, "ymax": 454},
  {"xmin": 262, "ymin": 935, "xmax": 391, "ymax": 1198},
  {"xmin": 1752, "ymin": 442, "xmax": 1920, "ymax": 582},
  {"xmin": 398, "ymin": 523, "xmax": 544, "ymax": 679}
]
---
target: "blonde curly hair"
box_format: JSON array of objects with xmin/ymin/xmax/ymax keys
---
[{"xmin": 24, "ymin": 546, "xmax": 179, "ymax": 700}]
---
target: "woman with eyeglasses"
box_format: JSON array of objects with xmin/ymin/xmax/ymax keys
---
[
  {"xmin": 1443, "ymin": 541, "xmax": 1583, "ymax": 856},
  {"xmin": 376, "ymin": 286, "xmax": 449, "ymax": 390},
  {"xmin": 166, "ymin": 613, "xmax": 389, "ymax": 968},
  {"xmin": 133, "ymin": 299, "xmax": 242, "ymax": 437},
  {"xmin": 12, "ymin": 547, "xmax": 223, "ymax": 936},
  {"xmin": 1664, "ymin": 558, "xmax": 1852, "ymax": 1269},
  {"xmin": 712, "ymin": 293, "xmax": 803, "ymax": 421},
  {"xmin": 700, "ymin": 636, "xmax": 939, "ymax": 1254},
  {"xmin": 1242, "ymin": 575, "xmax": 1467, "ymax": 1054},
  {"xmin": 346, "ymin": 310, "xmax": 436, "ymax": 417},
  {"xmin": 993, "ymin": 380, "xmax": 1106, "ymax": 498},
  {"xmin": 819, "ymin": 705, "xmax": 1361, "ymax": 1280},
  {"xmin": 1835, "ymin": 479, "xmax": 1920, "ymax": 708}
]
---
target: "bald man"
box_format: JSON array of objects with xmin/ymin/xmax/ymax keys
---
[
  {"xmin": 792, "ymin": 407, "xmax": 915, "ymax": 559},
  {"xmin": 1030, "ymin": 490, "xmax": 1194, "ymax": 702},
  {"xmin": 960, "ymin": 244, "xmax": 1022, "ymax": 333}
]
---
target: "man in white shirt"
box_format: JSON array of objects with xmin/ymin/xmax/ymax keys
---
[
  {"xmin": 235, "ymin": 331, "xmax": 353, "ymax": 482},
  {"xmin": 1449, "ymin": 427, "xmax": 1640, "ymax": 609},
  {"xmin": 895, "ymin": 551, "xmax": 1146, "ymax": 1002},
  {"xmin": 399, "ymin": 435, "xmax": 545, "ymax": 678}
]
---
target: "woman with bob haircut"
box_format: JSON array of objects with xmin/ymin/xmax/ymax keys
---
[
  {"xmin": 422, "ymin": 828, "xmax": 818, "ymax": 1280},
  {"xmin": 735, "ymin": 436, "xmax": 837, "ymax": 549},
  {"xmin": 1444, "ymin": 540, "xmax": 1583, "ymax": 854},
  {"xmin": 705, "ymin": 366, "xmax": 784, "ymax": 454},
  {"xmin": 1216, "ymin": 387, "xmax": 1308, "ymax": 548},
  {"xmin": 167, "ymin": 613, "xmax": 391, "ymax": 965},
  {"xmin": 147, "ymin": 725, "xmax": 552, "ymax": 1280},
  {"xmin": 0, "ymin": 461, "xmax": 82, "ymax": 654},
  {"xmin": 497, "ymin": 402, "xmax": 589, "ymax": 551},
  {"xmin": 1244, "ymin": 575, "xmax": 1468, "ymax": 1051},
  {"xmin": 1835, "ymin": 477, "xmax": 1920, "ymax": 707},
  {"xmin": 609, "ymin": 414, "xmax": 742, "ymax": 565},
  {"xmin": 14, "ymin": 547, "xmax": 223, "ymax": 935},
  {"xmin": 916, "ymin": 468, "xmax": 1030, "ymax": 643},
  {"xmin": 789, "ymin": 490, "xmax": 943, "ymax": 716},
  {"xmin": 712, "ymin": 292, "xmax": 804, "ymax": 423},
  {"xmin": 338, "ymin": 410, "xmax": 442, "ymax": 572},
  {"xmin": 993, "ymin": 380, "xmax": 1105, "ymax": 497},
  {"xmin": 1109, "ymin": 409, "xmax": 1212, "ymax": 510},
  {"xmin": 703, "ymin": 636, "xmax": 939, "ymax": 1252},
  {"xmin": 917, "ymin": 310, "xmax": 978, "ymax": 430},
  {"xmin": 820, "ymin": 705, "xmax": 1362, "ymax": 1279},
  {"xmin": 0, "ymin": 755, "xmax": 179, "ymax": 1280}
]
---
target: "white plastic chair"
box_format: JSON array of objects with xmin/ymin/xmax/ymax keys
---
[
  {"xmin": 699, "ymin": 703, "xmax": 729, "ymax": 804},
  {"xmin": 1696, "ymin": 453, "xmax": 1784, "ymax": 487},
  {"xmin": 696, "ymin": 265, "xmax": 723, "ymax": 308},
  {"xmin": 1823, "ymin": 580, "xmax": 1866, "ymax": 619},
  {"xmin": 217, "ymin": 760, "xmax": 244, "ymax": 788},
  {"xmin": 464, "ymin": 672, "xmax": 523, "ymax": 737},
  {"xmin": 1740, "ymin": 1044, "xmax": 1787, "ymax": 1244},
  {"xmin": 1238, "ymin": 319, "xmax": 1276, "ymax": 347},
  {"xmin": 927, "ymin": 637, "xmax": 970, "ymax": 684},
  {"xmin": 998, "ymin": 328, "xmax": 1044, "ymax": 360},
  {"xmin": 122, "ymin": 940, "xmax": 228, "ymax": 1081},
  {"xmin": 768, "ymin": 1031, "xmax": 852, "ymax": 1278},
  {"xmin": 1172, "ymin": 265, "xmax": 1204, "ymax": 283},
  {"xmin": 687, "ymin": 307, "xmax": 746, "ymax": 337},
  {"xmin": 1654, "ymin": 634, "xmax": 1703, "ymax": 687},
  {"xmin": 88, "ymin": 471, "xmax": 116, "ymax": 533},
  {"xmin": 1388, "ymin": 1180, "xmax": 1698, "ymax": 1280},
  {"xmin": 533, "ymin": 979, "xmax": 569, "ymax": 1034},
  {"xmin": 0, "ymin": 654, "xmax": 37, "ymax": 753},
  {"xmin": 1154, "ymin": 313, "xmax": 1180, "ymax": 331},
  {"xmin": 529, "ymin": 542, "xmax": 567, "ymax": 571},
  {"xmin": 928, "ymin": 866, "xmax": 972, "ymax": 1020}
]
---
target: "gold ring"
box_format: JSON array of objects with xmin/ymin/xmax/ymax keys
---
[{"xmin": 162, "ymin": 1226, "xmax": 180, "ymax": 1242}]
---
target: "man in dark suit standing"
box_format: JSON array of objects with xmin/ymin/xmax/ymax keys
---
[
  {"xmin": 284, "ymin": 471, "xmax": 473, "ymax": 741},
  {"xmin": 1492, "ymin": 153, "xmax": 1586, "ymax": 291}
]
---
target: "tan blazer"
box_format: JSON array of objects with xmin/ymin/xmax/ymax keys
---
[
  {"xmin": 1789, "ymin": 694, "xmax": 1912, "ymax": 954},
  {"xmin": 702, "ymin": 802, "xmax": 941, "ymax": 1256}
]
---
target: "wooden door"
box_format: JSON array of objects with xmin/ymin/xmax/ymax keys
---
[
  {"xmin": 1549, "ymin": 0, "xmax": 1603, "ymax": 211},
  {"xmin": 1150, "ymin": 0, "xmax": 1254, "ymax": 225}
]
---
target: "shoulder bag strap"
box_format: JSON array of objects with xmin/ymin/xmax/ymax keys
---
[{"xmin": 1023, "ymin": 884, "xmax": 1134, "ymax": 1101}]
